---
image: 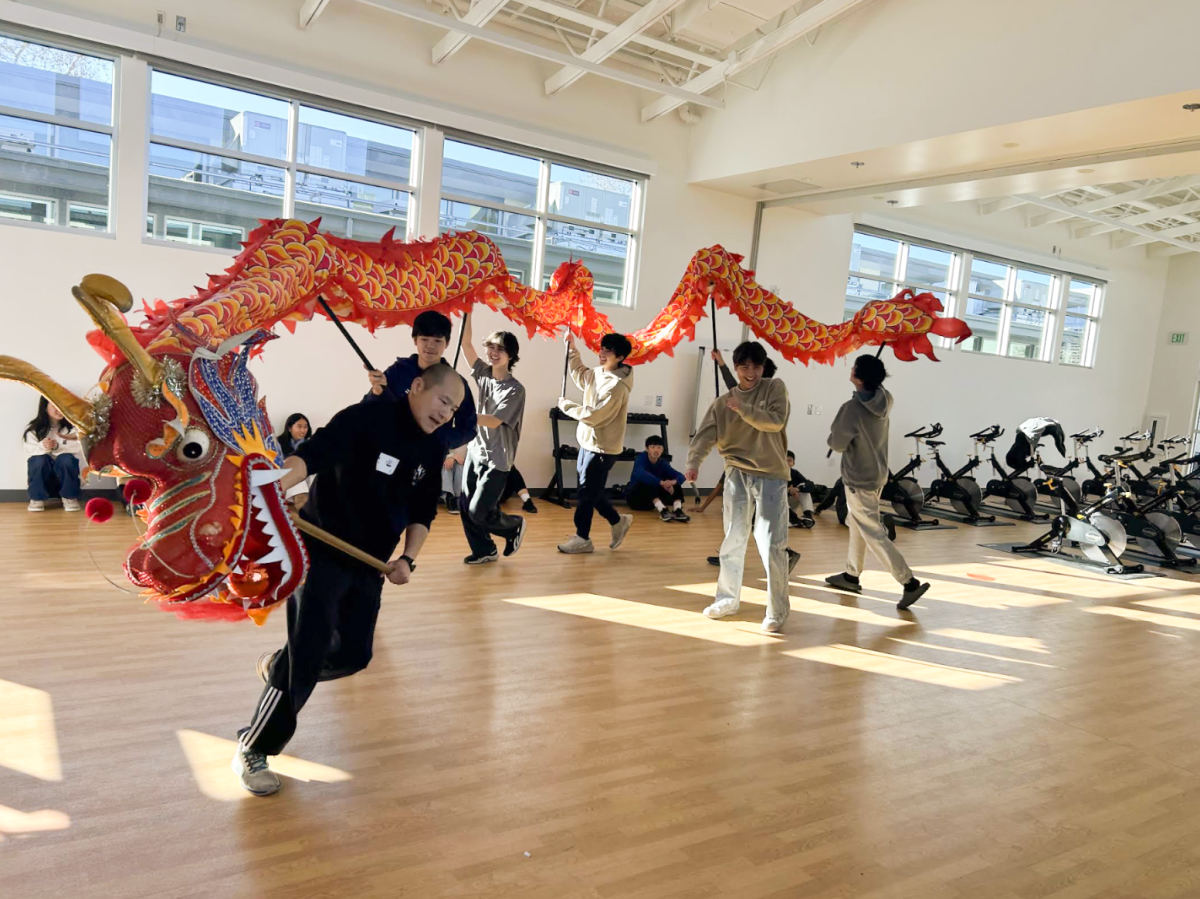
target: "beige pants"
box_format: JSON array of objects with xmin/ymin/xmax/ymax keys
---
[{"xmin": 845, "ymin": 485, "xmax": 912, "ymax": 584}]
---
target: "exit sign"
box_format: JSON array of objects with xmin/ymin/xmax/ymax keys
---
[{"xmin": 1170, "ymin": 332, "xmax": 1189, "ymax": 345}]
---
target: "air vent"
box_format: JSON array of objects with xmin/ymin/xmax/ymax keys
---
[{"xmin": 755, "ymin": 178, "xmax": 822, "ymax": 195}]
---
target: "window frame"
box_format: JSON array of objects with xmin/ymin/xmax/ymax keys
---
[
  {"xmin": 848, "ymin": 226, "xmax": 1105, "ymax": 368},
  {"xmin": 0, "ymin": 27, "xmax": 118, "ymax": 236},
  {"xmin": 440, "ymin": 130, "xmax": 646, "ymax": 308}
]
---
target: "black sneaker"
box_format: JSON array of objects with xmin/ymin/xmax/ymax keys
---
[
  {"xmin": 884, "ymin": 515, "xmax": 897, "ymax": 541},
  {"xmin": 825, "ymin": 572, "xmax": 862, "ymax": 594},
  {"xmin": 799, "ymin": 512, "xmax": 815, "ymax": 529},
  {"xmin": 464, "ymin": 551, "xmax": 498, "ymax": 565},
  {"xmin": 898, "ymin": 580, "xmax": 929, "ymax": 611},
  {"xmin": 522, "ymin": 498, "xmax": 538, "ymax": 513},
  {"xmin": 707, "ymin": 555, "xmax": 720, "ymax": 566},
  {"xmin": 789, "ymin": 513, "xmax": 802, "ymax": 528},
  {"xmin": 660, "ymin": 508, "xmax": 674, "ymax": 522},
  {"xmin": 673, "ymin": 508, "xmax": 691, "ymax": 523},
  {"xmin": 445, "ymin": 492, "xmax": 460, "ymax": 515},
  {"xmin": 503, "ymin": 518, "xmax": 527, "ymax": 557},
  {"xmin": 786, "ymin": 548, "xmax": 801, "ymax": 575}
]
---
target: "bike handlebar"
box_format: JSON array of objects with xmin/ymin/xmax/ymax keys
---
[
  {"xmin": 969, "ymin": 424, "xmax": 1004, "ymax": 442},
  {"xmin": 903, "ymin": 423, "xmax": 943, "ymax": 439},
  {"xmin": 1070, "ymin": 427, "xmax": 1103, "ymax": 442}
]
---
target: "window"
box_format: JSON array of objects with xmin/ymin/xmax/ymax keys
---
[
  {"xmin": 845, "ymin": 228, "xmax": 1104, "ymax": 367},
  {"xmin": 147, "ymin": 70, "xmax": 416, "ymax": 246},
  {"xmin": 0, "ymin": 35, "xmax": 114, "ymax": 231},
  {"xmin": 440, "ymin": 138, "xmax": 643, "ymax": 307}
]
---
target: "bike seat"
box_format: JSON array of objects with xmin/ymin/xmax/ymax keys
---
[{"xmin": 926, "ymin": 440, "xmax": 945, "ymax": 447}]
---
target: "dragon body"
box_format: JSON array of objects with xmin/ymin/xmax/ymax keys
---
[{"xmin": 0, "ymin": 218, "xmax": 968, "ymax": 624}]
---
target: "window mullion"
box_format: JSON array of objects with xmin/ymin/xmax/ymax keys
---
[
  {"xmin": 530, "ymin": 158, "xmax": 550, "ymax": 291},
  {"xmin": 283, "ymin": 100, "xmax": 299, "ymax": 219}
]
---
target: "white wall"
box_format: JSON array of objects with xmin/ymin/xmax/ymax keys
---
[
  {"xmin": 1143, "ymin": 254, "xmax": 1200, "ymax": 443},
  {"xmin": 0, "ymin": 1, "xmax": 755, "ymax": 492},
  {"xmin": 753, "ymin": 203, "xmax": 1171, "ymax": 485}
]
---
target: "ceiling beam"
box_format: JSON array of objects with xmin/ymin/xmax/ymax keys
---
[
  {"xmin": 1116, "ymin": 219, "xmax": 1200, "ymax": 248},
  {"xmin": 518, "ymin": 0, "xmax": 719, "ymax": 68},
  {"xmin": 354, "ymin": 0, "xmax": 724, "ymax": 107},
  {"xmin": 1015, "ymin": 194, "xmax": 1200, "ymax": 256},
  {"xmin": 1070, "ymin": 176, "xmax": 1200, "ymax": 214},
  {"xmin": 1027, "ymin": 208, "xmax": 1077, "ymax": 228},
  {"xmin": 299, "ymin": 0, "xmax": 332, "ymax": 28},
  {"xmin": 432, "ymin": 0, "xmax": 510, "ymax": 64},
  {"xmin": 978, "ymin": 197, "xmax": 1028, "ymax": 215},
  {"xmin": 1069, "ymin": 222, "xmax": 1118, "ymax": 239},
  {"xmin": 641, "ymin": 0, "xmax": 872, "ymax": 121},
  {"xmin": 1120, "ymin": 197, "xmax": 1200, "ymax": 227},
  {"xmin": 545, "ymin": 0, "xmax": 687, "ymax": 96}
]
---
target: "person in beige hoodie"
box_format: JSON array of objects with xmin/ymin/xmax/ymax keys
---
[
  {"xmin": 686, "ymin": 341, "xmax": 792, "ymax": 634},
  {"xmin": 556, "ymin": 332, "xmax": 635, "ymax": 554}
]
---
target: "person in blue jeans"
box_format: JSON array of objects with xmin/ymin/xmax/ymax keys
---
[
  {"xmin": 24, "ymin": 396, "xmax": 85, "ymax": 512},
  {"xmin": 626, "ymin": 435, "xmax": 690, "ymax": 523}
]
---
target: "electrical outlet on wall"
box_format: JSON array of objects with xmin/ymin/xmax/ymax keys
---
[
  {"xmin": 175, "ymin": 14, "xmax": 187, "ymax": 32},
  {"xmin": 815, "ymin": 405, "xmax": 822, "ymax": 415},
  {"xmin": 807, "ymin": 404, "xmax": 813, "ymax": 415},
  {"xmin": 643, "ymin": 394, "xmax": 652, "ymax": 406},
  {"xmin": 655, "ymin": 395, "xmax": 662, "ymax": 407}
]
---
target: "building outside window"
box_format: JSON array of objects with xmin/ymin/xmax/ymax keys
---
[
  {"xmin": 440, "ymin": 138, "xmax": 643, "ymax": 307},
  {"xmin": 845, "ymin": 228, "xmax": 1104, "ymax": 368},
  {"xmin": 0, "ymin": 34, "xmax": 115, "ymax": 231}
]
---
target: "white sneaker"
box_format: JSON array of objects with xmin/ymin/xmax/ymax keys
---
[
  {"xmin": 557, "ymin": 535, "xmax": 594, "ymax": 554},
  {"xmin": 761, "ymin": 618, "xmax": 785, "ymax": 634},
  {"xmin": 703, "ymin": 601, "xmax": 739, "ymax": 619},
  {"xmin": 231, "ymin": 745, "xmax": 280, "ymax": 796},
  {"xmin": 27, "ymin": 500, "xmax": 45, "ymax": 512},
  {"xmin": 62, "ymin": 498, "xmax": 81, "ymax": 512},
  {"xmin": 609, "ymin": 514, "xmax": 633, "ymax": 549}
]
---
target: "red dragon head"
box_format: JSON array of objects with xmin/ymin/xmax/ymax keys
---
[{"xmin": 0, "ymin": 275, "xmax": 306, "ymax": 623}]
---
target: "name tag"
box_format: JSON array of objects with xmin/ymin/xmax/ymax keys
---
[{"xmin": 376, "ymin": 453, "xmax": 399, "ymax": 475}]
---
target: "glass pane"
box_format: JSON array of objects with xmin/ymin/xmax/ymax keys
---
[
  {"xmin": 147, "ymin": 143, "xmax": 283, "ymax": 245},
  {"xmin": 844, "ymin": 276, "xmax": 895, "ymax": 319},
  {"xmin": 1067, "ymin": 280, "xmax": 1098, "ymax": 316},
  {"xmin": 0, "ymin": 115, "xmax": 110, "ymax": 228},
  {"xmin": 295, "ymin": 172, "xmax": 409, "ymax": 241},
  {"xmin": 849, "ymin": 232, "xmax": 900, "ymax": 279},
  {"xmin": 439, "ymin": 200, "xmax": 535, "ymax": 283},
  {"xmin": 1007, "ymin": 306, "xmax": 1046, "ymax": 358},
  {"xmin": 297, "ymin": 105, "xmax": 413, "ymax": 184},
  {"xmin": 960, "ymin": 296, "xmax": 1002, "ymax": 355},
  {"xmin": 1060, "ymin": 314, "xmax": 1091, "ymax": 366},
  {"xmin": 969, "ymin": 258, "xmax": 1008, "ymax": 298},
  {"xmin": 150, "ymin": 71, "xmax": 289, "ymax": 157},
  {"xmin": 548, "ymin": 163, "xmax": 634, "ymax": 230},
  {"xmin": 0, "ymin": 37, "xmax": 113, "ymax": 125},
  {"xmin": 544, "ymin": 220, "xmax": 628, "ymax": 306},
  {"xmin": 903, "ymin": 244, "xmax": 954, "ymax": 291},
  {"xmin": 68, "ymin": 202, "xmax": 107, "ymax": 230},
  {"xmin": 1014, "ymin": 268, "xmax": 1053, "ymax": 307},
  {"xmin": 442, "ymin": 139, "xmax": 539, "ymax": 210}
]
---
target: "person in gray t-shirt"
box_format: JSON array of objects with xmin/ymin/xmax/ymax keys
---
[{"xmin": 458, "ymin": 314, "xmax": 528, "ymax": 563}]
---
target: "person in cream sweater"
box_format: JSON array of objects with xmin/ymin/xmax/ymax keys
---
[
  {"xmin": 556, "ymin": 331, "xmax": 635, "ymax": 555},
  {"xmin": 686, "ymin": 341, "xmax": 792, "ymax": 634}
]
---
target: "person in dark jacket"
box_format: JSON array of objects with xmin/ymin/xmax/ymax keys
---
[
  {"xmin": 277, "ymin": 412, "xmax": 314, "ymax": 509},
  {"xmin": 627, "ymin": 435, "xmax": 690, "ymax": 522},
  {"xmin": 786, "ymin": 450, "xmax": 815, "ymax": 529},
  {"xmin": 823, "ymin": 355, "xmax": 929, "ymax": 611}
]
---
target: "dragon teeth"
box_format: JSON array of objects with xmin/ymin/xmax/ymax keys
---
[{"xmin": 257, "ymin": 545, "xmax": 287, "ymax": 565}]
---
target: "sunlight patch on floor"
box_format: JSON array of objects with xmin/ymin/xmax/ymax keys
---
[
  {"xmin": 0, "ymin": 679, "xmax": 62, "ymax": 781},
  {"xmin": 667, "ymin": 583, "xmax": 912, "ymax": 629},
  {"xmin": 1136, "ymin": 596, "xmax": 1200, "ymax": 616},
  {"xmin": 176, "ymin": 730, "xmax": 353, "ymax": 801},
  {"xmin": 784, "ymin": 644, "xmax": 1020, "ymax": 690},
  {"xmin": 884, "ymin": 637, "xmax": 1059, "ymax": 669},
  {"xmin": 503, "ymin": 593, "xmax": 779, "ymax": 646},
  {"xmin": 929, "ymin": 628, "xmax": 1050, "ymax": 654},
  {"xmin": 1084, "ymin": 606, "xmax": 1200, "ymax": 632},
  {"xmin": 0, "ymin": 804, "xmax": 70, "ymax": 842}
]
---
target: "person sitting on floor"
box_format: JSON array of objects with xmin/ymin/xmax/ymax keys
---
[
  {"xmin": 24, "ymin": 396, "xmax": 86, "ymax": 513},
  {"xmin": 786, "ymin": 450, "xmax": 816, "ymax": 529},
  {"xmin": 500, "ymin": 465, "xmax": 537, "ymax": 514},
  {"xmin": 278, "ymin": 412, "xmax": 314, "ymax": 509},
  {"xmin": 442, "ymin": 445, "xmax": 467, "ymax": 515},
  {"xmin": 626, "ymin": 435, "xmax": 690, "ymax": 523}
]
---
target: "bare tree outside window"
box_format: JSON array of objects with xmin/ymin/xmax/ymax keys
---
[{"xmin": 0, "ymin": 37, "xmax": 112, "ymax": 82}]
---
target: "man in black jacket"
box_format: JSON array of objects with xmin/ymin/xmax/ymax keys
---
[{"xmin": 232, "ymin": 362, "xmax": 464, "ymax": 796}]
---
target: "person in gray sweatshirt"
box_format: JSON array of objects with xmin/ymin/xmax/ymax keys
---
[{"xmin": 824, "ymin": 355, "xmax": 930, "ymax": 611}]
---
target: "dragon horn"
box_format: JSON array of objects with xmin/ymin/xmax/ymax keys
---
[
  {"xmin": 72, "ymin": 274, "xmax": 162, "ymax": 388},
  {"xmin": 0, "ymin": 356, "xmax": 95, "ymax": 433}
]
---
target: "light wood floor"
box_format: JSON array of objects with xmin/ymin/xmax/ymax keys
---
[{"xmin": 5, "ymin": 499, "xmax": 1200, "ymax": 899}]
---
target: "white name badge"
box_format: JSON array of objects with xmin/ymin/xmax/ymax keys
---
[{"xmin": 376, "ymin": 453, "xmax": 399, "ymax": 475}]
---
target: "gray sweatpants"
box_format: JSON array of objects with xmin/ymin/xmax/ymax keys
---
[
  {"xmin": 713, "ymin": 467, "xmax": 790, "ymax": 624},
  {"xmin": 845, "ymin": 485, "xmax": 912, "ymax": 583}
]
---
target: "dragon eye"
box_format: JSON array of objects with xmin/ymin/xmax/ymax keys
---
[{"xmin": 176, "ymin": 429, "xmax": 211, "ymax": 462}]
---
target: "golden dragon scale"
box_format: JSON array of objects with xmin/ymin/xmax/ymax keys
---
[{"xmin": 88, "ymin": 218, "xmax": 968, "ymax": 366}]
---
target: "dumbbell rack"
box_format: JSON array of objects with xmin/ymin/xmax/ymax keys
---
[{"xmin": 542, "ymin": 408, "xmax": 670, "ymax": 508}]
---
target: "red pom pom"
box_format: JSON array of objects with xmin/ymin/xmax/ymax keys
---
[
  {"xmin": 85, "ymin": 498, "xmax": 114, "ymax": 523},
  {"xmin": 123, "ymin": 478, "xmax": 152, "ymax": 504}
]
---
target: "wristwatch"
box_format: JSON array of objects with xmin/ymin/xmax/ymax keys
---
[{"xmin": 399, "ymin": 554, "xmax": 416, "ymax": 572}]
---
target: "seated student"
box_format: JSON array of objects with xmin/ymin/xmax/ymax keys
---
[
  {"xmin": 366, "ymin": 309, "xmax": 477, "ymax": 452},
  {"xmin": 500, "ymin": 466, "xmax": 537, "ymax": 514},
  {"xmin": 24, "ymin": 397, "xmax": 85, "ymax": 512},
  {"xmin": 786, "ymin": 450, "xmax": 816, "ymax": 529},
  {"xmin": 627, "ymin": 435, "xmax": 690, "ymax": 523},
  {"xmin": 442, "ymin": 445, "xmax": 467, "ymax": 515},
  {"xmin": 278, "ymin": 413, "xmax": 314, "ymax": 509}
]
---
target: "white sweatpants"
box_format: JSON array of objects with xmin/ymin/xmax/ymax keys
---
[
  {"xmin": 845, "ymin": 485, "xmax": 913, "ymax": 584},
  {"xmin": 788, "ymin": 491, "xmax": 814, "ymax": 514},
  {"xmin": 714, "ymin": 467, "xmax": 790, "ymax": 624}
]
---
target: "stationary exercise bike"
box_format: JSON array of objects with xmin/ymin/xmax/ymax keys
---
[
  {"xmin": 980, "ymin": 427, "xmax": 1048, "ymax": 521},
  {"xmin": 1033, "ymin": 450, "xmax": 1083, "ymax": 510},
  {"xmin": 1013, "ymin": 477, "xmax": 1142, "ymax": 575},
  {"xmin": 923, "ymin": 425, "xmax": 999, "ymax": 523},
  {"xmin": 1102, "ymin": 447, "xmax": 1196, "ymax": 568},
  {"xmin": 882, "ymin": 424, "xmax": 942, "ymax": 527},
  {"xmin": 1073, "ymin": 428, "xmax": 1108, "ymax": 499}
]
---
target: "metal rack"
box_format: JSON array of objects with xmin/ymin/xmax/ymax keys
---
[{"xmin": 542, "ymin": 408, "xmax": 670, "ymax": 508}]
